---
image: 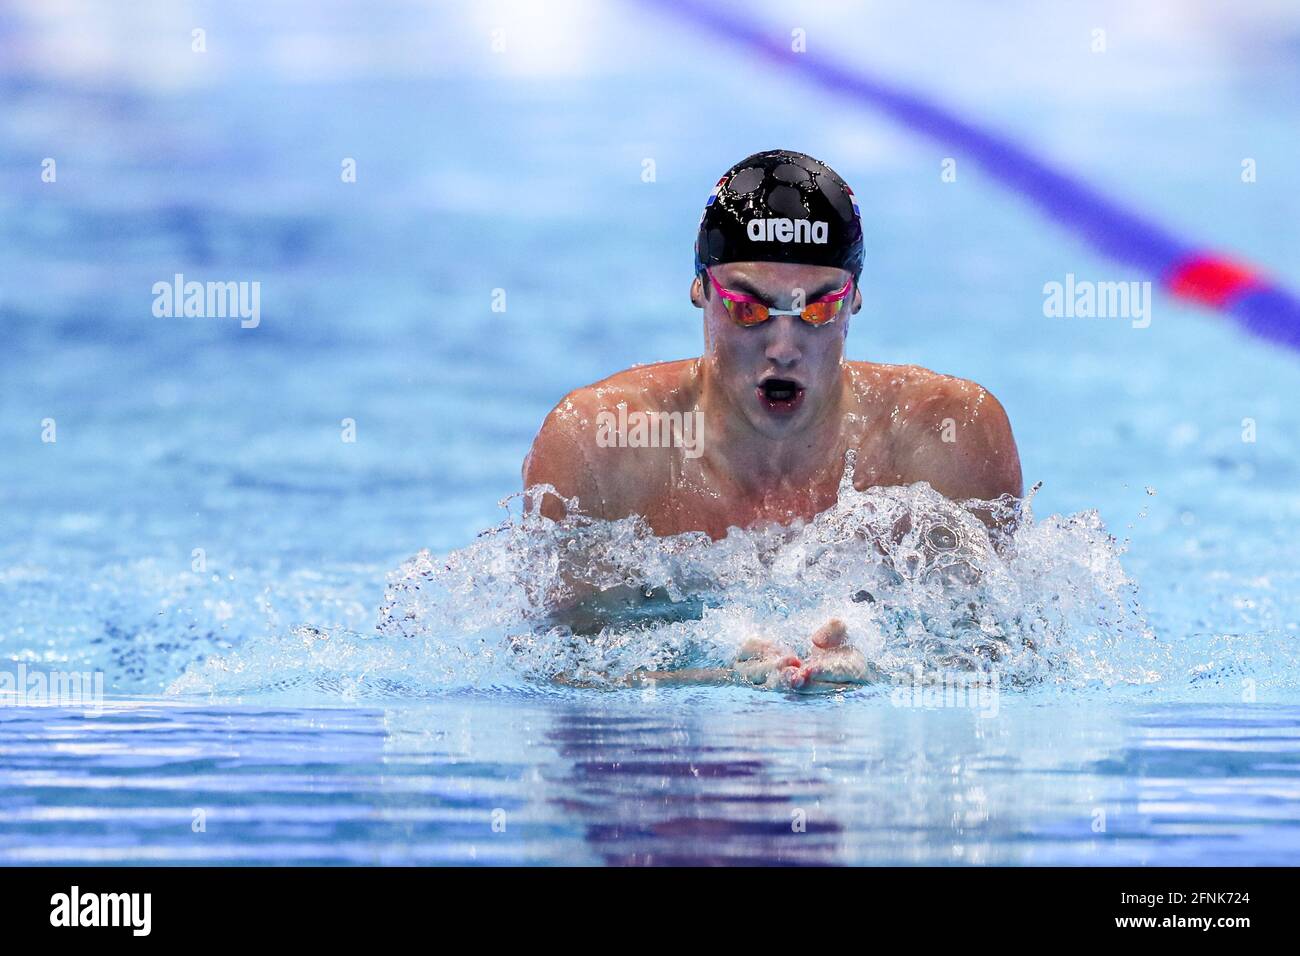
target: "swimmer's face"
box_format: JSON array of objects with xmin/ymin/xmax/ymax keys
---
[{"xmin": 691, "ymin": 261, "xmax": 861, "ymax": 436}]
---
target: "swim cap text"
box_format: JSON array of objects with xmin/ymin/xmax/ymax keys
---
[{"xmin": 745, "ymin": 218, "xmax": 829, "ymax": 244}]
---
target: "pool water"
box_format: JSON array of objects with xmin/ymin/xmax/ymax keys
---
[
  {"xmin": 2, "ymin": 0, "xmax": 1299, "ymax": 865},
  {"xmin": 5, "ymin": 695, "xmax": 1299, "ymax": 865}
]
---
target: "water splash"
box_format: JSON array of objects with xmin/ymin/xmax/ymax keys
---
[{"xmin": 170, "ymin": 454, "xmax": 1198, "ymax": 698}]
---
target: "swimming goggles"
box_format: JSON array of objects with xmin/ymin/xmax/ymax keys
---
[{"xmin": 706, "ymin": 267, "xmax": 851, "ymax": 327}]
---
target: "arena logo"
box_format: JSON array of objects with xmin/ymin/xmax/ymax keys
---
[
  {"xmin": 152, "ymin": 273, "xmax": 261, "ymax": 328},
  {"xmin": 596, "ymin": 406, "xmax": 704, "ymax": 459},
  {"xmin": 1042, "ymin": 273, "xmax": 1152, "ymax": 328},
  {"xmin": 746, "ymin": 217, "xmax": 829, "ymax": 244}
]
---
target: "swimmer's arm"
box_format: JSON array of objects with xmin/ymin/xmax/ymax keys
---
[
  {"xmin": 524, "ymin": 399, "xmax": 653, "ymax": 630},
  {"xmin": 522, "ymin": 398, "xmax": 607, "ymax": 525},
  {"xmin": 898, "ymin": 380, "xmax": 1023, "ymax": 530}
]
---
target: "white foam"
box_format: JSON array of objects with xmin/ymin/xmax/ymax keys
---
[{"xmin": 171, "ymin": 454, "xmax": 1195, "ymax": 697}]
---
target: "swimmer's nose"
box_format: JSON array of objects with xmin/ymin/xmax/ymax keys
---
[{"xmin": 764, "ymin": 317, "xmax": 802, "ymax": 369}]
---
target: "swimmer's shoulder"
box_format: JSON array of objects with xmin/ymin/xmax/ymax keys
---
[
  {"xmin": 842, "ymin": 360, "xmax": 1021, "ymax": 497},
  {"xmin": 523, "ymin": 360, "xmax": 699, "ymax": 517},
  {"xmin": 534, "ymin": 360, "xmax": 695, "ymax": 428},
  {"xmin": 842, "ymin": 360, "xmax": 1007, "ymax": 425},
  {"xmin": 581, "ymin": 359, "xmax": 701, "ymax": 412}
]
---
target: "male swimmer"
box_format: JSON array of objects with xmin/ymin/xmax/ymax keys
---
[{"xmin": 523, "ymin": 150, "xmax": 1022, "ymax": 690}]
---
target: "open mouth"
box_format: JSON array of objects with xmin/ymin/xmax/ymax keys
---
[{"xmin": 756, "ymin": 378, "xmax": 805, "ymax": 414}]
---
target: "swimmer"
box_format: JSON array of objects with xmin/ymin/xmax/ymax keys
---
[{"xmin": 523, "ymin": 150, "xmax": 1022, "ymax": 690}]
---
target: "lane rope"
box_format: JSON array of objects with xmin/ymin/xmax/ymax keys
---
[{"xmin": 643, "ymin": 0, "xmax": 1300, "ymax": 350}]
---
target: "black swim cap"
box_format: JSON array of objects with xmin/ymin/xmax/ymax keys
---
[{"xmin": 695, "ymin": 149, "xmax": 864, "ymax": 280}]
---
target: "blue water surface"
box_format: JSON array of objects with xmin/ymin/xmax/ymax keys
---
[{"xmin": 2, "ymin": 0, "xmax": 1299, "ymax": 865}]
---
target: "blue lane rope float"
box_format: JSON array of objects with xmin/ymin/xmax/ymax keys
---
[{"xmin": 642, "ymin": 0, "xmax": 1300, "ymax": 350}]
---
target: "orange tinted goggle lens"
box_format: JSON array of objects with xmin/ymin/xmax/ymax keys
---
[{"xmin": 798, "ymin": 297, "xmax": 846, "ymax": 325}]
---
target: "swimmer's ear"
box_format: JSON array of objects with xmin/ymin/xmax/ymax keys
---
[
  {"xmin": 690, "ymin": 274, "xmax": 706, "ymax": 308},
  {"xmin": 851, "ymin": 284, "xmax": 863, "ymax": 314}
]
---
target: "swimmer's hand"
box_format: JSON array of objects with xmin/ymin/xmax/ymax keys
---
[
  {"xmin": 732, "ymin": 638, "xmax": 805, "ymax": 689},
  {"xmin": 733, "ymin": 619, "xmax": 873, "ymax": 692},
  {"xmin": 804, "ymin": 619, "xmax": 874, "ymax": 684}
]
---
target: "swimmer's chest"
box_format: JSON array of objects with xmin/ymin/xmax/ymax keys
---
[
  {"xmin": 609, "ymin": 423, "xmax": 905, "ymax": 537},
  {"xmin": 642, "ymin": 458, "xmax": 889, "ymax": 539}
]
